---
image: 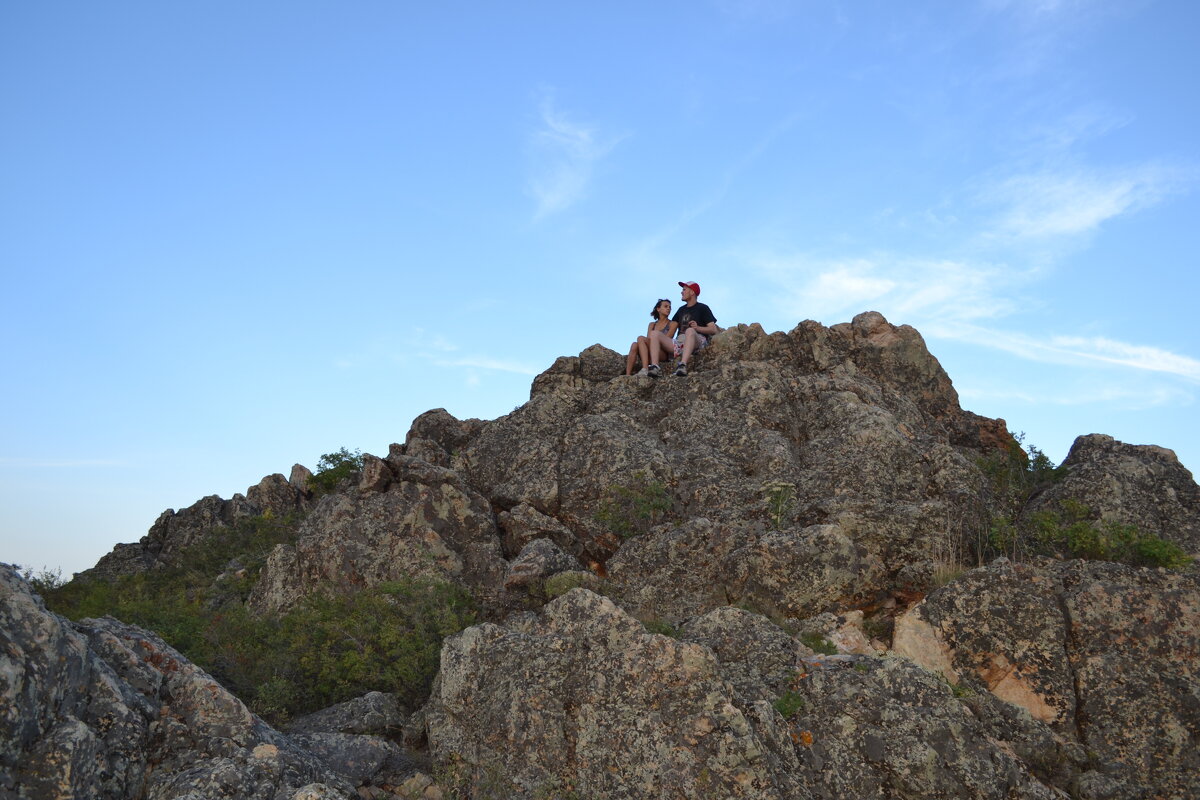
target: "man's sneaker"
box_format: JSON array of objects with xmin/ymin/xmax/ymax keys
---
[
  {"xmin": 635, "ymin": 366, "xmax": 650, "ymax": 377},
  {"xmin": 673, "ymin": 362, "xmax": 688, "ymax": 377},
  {"xmin": 647, "ymin": 364, "xmax": 662, "ymax": 378}
]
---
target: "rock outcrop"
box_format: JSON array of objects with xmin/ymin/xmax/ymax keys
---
[
  {"xmin": 895, "ymin": 557, "xmax": 1200, "ymax": 799},
  {"xmin": 0, "ymin": 564, "xmax": 357, "ymax": 800},
  {"xmin": 423, "ymin": 588, "xmax": 1074, "ymax": 799},
  {"xmin": 1026, "ymin": 433, "xmax": 1200, "ymax": 554},
  {"xmin": 448, "ymin": 314, "xmax": 1009, "ymax": 611},
  {"xmin": 86, "ymin": 473, "xmax": 310, "ymax": 580},
  {"xmin": 14, "ymin": 311, "xmax": 1200, "ymax": 800},
  {"xmin": 248, "ymin": 455, "xmax": 509, "ymax": 614}
]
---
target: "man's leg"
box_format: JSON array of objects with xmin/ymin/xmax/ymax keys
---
[{"xmin": 679, "ymin": 328, "xmax": 699, "ymax": 364}]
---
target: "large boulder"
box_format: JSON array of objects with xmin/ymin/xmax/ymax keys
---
[
  {"xmin": 895, "ymin": 558, "xmax": 1200, "ymax": 799},
  {"xmin": 421, "ymin": 588, "xmax": 1069, "ymax": 799},
  {"xmin": 249, "ymin": 455, "xmax": 507, "ymax": 614},
  {"xmin": 424, "ymin": 588, "xmax": 798, "ymax": 799},
  {"xmin": 283, "ymin": 692, "xmax": 407, "ymax": 738},
  {"xmin": 0, "ymin": 564, "xmax": 356, "ymax": 800},
  {"xmin": 605, "ymin": 518, "xmax": 886, "ymax": 623}
]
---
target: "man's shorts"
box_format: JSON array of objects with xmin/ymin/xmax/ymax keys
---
[{"xmin": 674, "ymin": 333, "xmax": 709, "ymax": 359}]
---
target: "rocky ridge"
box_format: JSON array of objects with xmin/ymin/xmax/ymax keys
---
[{"xmin": 4, "ymin": 311, "xmax": 1199, "ymax": 799}]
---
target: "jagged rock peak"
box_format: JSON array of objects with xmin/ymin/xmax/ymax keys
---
[{"xmin": 84, "ymin": 470, "xmax": 312, "ymax": 580}]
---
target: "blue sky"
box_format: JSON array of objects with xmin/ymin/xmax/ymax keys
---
[{"xmin": 3, "ymin": 0, "xmax": 1198, "ymax": 577}]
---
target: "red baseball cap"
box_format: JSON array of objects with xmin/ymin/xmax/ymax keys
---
[{"xmin": 678, "ymin": 281, "xmax": 701, "ymax": 296}]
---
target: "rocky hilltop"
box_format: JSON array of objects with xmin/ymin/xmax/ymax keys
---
[{"xmin": 4, "ymin": 312, "xmax": 1198, "ymax": 800}]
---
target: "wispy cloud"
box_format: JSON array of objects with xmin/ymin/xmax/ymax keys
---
[
  {"xmin": 749, "ymin": 253, "xmax": 1024, "ymax": 326},
  {"xmin": 623, "ymin": 112, "xmax": 801, "ymax": 280},
  {"xmin": 928, "ymin": 322, "xmax": 1200, "ymax": 382},
  {"xmin": 527, "ymin": 93, "xmax": 625, "ymax": 220},
  {"xmin": 1051, "ymin": 335, "xmax": 1200, "ymax": 380},
  {"xmin": 958, "ymin": 383, "xmax": 1192, "ymax": 410},
  {"xmin": 982, "ymin": 0, "xmax": 1087, "ymax": 14},
  {"xmin": 979, "ymin": 163, "xmax": 1190, "ymax": 239}
]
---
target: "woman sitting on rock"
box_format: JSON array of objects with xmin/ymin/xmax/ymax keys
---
[{"xmin": 625, "ymin": 298, "xmax": 677, "ymax": 376}]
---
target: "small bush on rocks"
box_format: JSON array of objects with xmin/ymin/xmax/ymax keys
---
[
  {"xmin": 308, "ymin": 446, "xmax": 365, "ymax": 494},
  {"xmin": 1030, "ymin": 500, "xmax": 1192, "ymax": 569},
  {"xmin": 799, "ymin": 632, "xmax": 837, "ymax": 655},
  {"xmin": 593, "ymin": 471, "xmax": 675, "ymax": 539},
  {"xmin": 773, "ymin": 690, "xmax": 806, "ymax": 719},
  {"xmin": 761, "ymin": 480, "xmax": 796, "ymax": 530}
]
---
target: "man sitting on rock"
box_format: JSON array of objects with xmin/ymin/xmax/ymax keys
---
[{"xmin": 646, "ymin": 281, "xmax": 718, "ymax": 377}]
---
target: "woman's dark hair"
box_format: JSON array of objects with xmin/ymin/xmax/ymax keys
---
[{"xmin": 651, "ymin": 299, "xmax": 671, "ymax": 319}]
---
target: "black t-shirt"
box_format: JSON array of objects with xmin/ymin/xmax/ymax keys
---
[{"xmin": 672, "ymin": 302, "xmax": 716, "ymax": 339}]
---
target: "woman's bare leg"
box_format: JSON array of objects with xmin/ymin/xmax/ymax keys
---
[
  {"xmin": 626, "ymin": 341, "xmax": 640, "ymax": 375},
  {"xmin": 647, "ymin": 331, "xmax": 674, "ymax": 366},
  {"xmin": 637, "ymin": 335, "xmax": 655, "ymax": 370}
]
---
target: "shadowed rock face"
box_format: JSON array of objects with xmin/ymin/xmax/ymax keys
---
[{"xmin": 0, "ymin": 564, "xmax": 357, "ymax": 800}]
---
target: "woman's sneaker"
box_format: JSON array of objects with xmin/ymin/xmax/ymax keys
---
[
  {"xmin": 647, "ymin": 364, "xmax": 662, "ymax": 378},
  {"xmin": 673, "ymin": 362, "xmax": 688, "ymax": 377},
  {"xmin": 635, "ymin": 367, "xmax": 650, "ymax": 377}
]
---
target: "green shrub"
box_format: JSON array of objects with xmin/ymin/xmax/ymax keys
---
[
  {"xmin": 259, "ymin": 579, "xmax": 477, "ymax": 716},
  {"xmin": 17, "ymin": 565, "xmax": 65, "ymax": 594},
  {"xmin": 593, "ymin": 471, "xmax": 675, "ymax": 539},
  {"xmin": 799, "ymin": 632, "xmax": 837, "ymax": 655},
  {"xmin": 773, "ymin": 690, "xmax": 805, "ymax": 719},
  {"xmin": 39, "ymin": 512, "xmax": 479, "ymax": 722},
  {"xmin": 1031, "ymin": 503, "xmax": 1192, "ymax": 569},
  {"xmin": 543, "ymin": 571, "xmax": 597, "ymax": 598},
  {"xmin": 969, "ymin": 436, "xmax": 1190, "ymax": 570},
  {"xmin": 640, "ymin": 617, "xmax": 679, "ymax": 638},
  {"xmin": 308, "ymin": 447, "xmax": 365, "ymax": 494},
  {"xmin": 761, "ymin": 480, "xmax": 796, "ymax": 530}
]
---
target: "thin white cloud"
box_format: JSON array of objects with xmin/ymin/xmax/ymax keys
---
[
  {"xmin": 1051, "ymin": 335, "xmax": 1200, "ymax": 381},
  {"xmin": 981, "ymin": 0, "xmax": 1101, "ymax": 19},
  {"xmin": 742, "ymin": 249, "xmax": 1200, "ymax": 391},
  {"xmin": 527, "ymin": 94, "xmax": 624, "ymax": 220},
  {"xmin": 928, "ymin": 322, "xmax": 1200, "ymax": 383},
  {"xmin": 1020, "ymin": 106, "xmax": 1133, "ymax": 151},
  {"xmin": 748, "ymin": 253, "xmax": 1023, "ymax": 326},
  {"xmin": 634, "ymin": 112, "xmax": 800, "ymax": 255},
  {"xmin": 958, "ymin": 384, "xmax": 1192, "ymax": 409},
  {"xmin": 805, "ymin": 264, "xmax": 896, "ymax": 309},
  {"xmin": 981, "ymin": 163, "xmax": 1188, "ymax": 239}
]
